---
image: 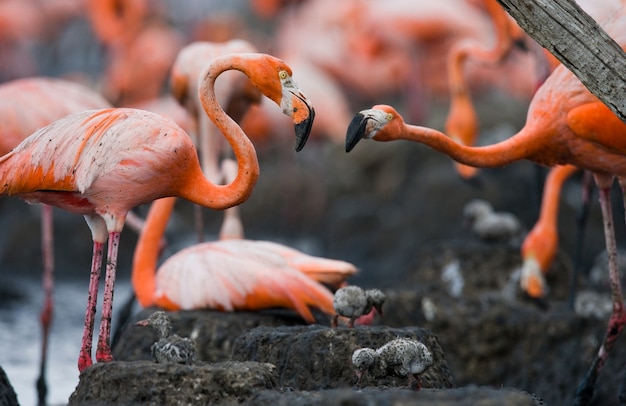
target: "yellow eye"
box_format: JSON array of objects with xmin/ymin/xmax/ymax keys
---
[
  {"xmin": 386, "ymin": 113, "xmax": 393, "ymax": 121},
  {"xmin": 279, "ymin": 70, "xmax": 289, "ymax": 80}
]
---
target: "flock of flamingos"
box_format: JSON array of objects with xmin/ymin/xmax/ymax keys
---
[{"xmin": 0, "ymin": 0, "xmax": 625, "ymax": 404}]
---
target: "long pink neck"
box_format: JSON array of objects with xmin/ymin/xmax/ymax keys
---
[
  {"xmin": 539, "ymin": 165, "xmax": 578, "ymax": 223},
  {"xmin": 132, "ymin": 197, "xmax": 176, "ymax": 307},
  {"xmin": 398, "ymin": 122, "xmax": 546, "ymax": 168},
  {"xmin": 184, "ymin": 55, "xmax": 260, "ymax": 210}
]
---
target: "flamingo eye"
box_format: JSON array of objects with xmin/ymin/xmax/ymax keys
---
[
  {"xmin": 386, "ymin": 113, "xmax": 393, "ymax": 121},
  {"xmin": 279, "ymin": 70, "xmax": 289, "ymax": 80}
]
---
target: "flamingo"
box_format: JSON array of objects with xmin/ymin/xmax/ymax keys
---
[
  {"xmin": 345, "ymin": 9, "xmax": 626, "ymax": 400},
  {"xmin": 352, "ymin": 338, "xmax": 433, "ymax": 390},
  {"xmin": 444, "ymin": 0, "xmax": 527, "ymax": 179},
  {"xmin": 131, "ymin": 194, "xmax": 357, "ymax": 322},
  {"xmin": 0, "ymin": 76, "xmax": 111, "ymax": 404},
  {"xmin": 135, "ymin": 310, "xmax": 196, "ymax": 365},
  {"xmin": 131, "ymin": 156, "xmax": 356, "ymax": 321},
  {"xmin": 0, "ymin": 52, "xmax": 315, "ymax": 372},
  {"xmin": 170, "ymin": 39, "xmax": 262, "ymax": 241},
  {"xmin": 331, "ymin": 285, "xmax": 385, "ymax": 328},
  {"xmin": 520, "ymin": 164, "xmax": 580, "ymax": 299},
  {"xmin": 87, "ymin": 0, "xmax": 183, "ymax": 106}
]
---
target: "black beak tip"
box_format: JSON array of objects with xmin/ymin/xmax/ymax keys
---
[
  {"xmin": 345, "ymin": 113, "xmax": 367, "ymax": 153},
  {"xmin": 294, "ymin": 106, "xmax": 315, "ymax": 152}
]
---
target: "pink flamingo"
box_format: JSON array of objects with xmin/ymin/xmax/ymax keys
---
[
  {"xmin": 170, "ymin": 39, "xmax": 262, "ymax": 241},
  {"xmin": 0, "ymin": 53, "xmax": 314, "ymax": 372},
  {"xmin": 520, "ymin": 164, "xmax": 580, "ymax": 299},
  {"xmin": 132, "ymin": 157, "xmax": 355, "ymax": 320},
  {"xmin": 344, "ymin": 7, "xmax": 626, "ymax": 401},
  {"xmin": 131, "ymin": 195, "xmax": 355, "ymax": 323},
  {"xmin": 444, "ymin": 0, "xmax": 526, "ymax": 179},
  {"xmin": 0, "ymin": 76, "xmax": 111, "ymax": 404}
]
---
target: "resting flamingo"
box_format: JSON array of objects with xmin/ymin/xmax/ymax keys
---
[
  {"xmin": 131, "ymin": 194, "xmax": 355, "ymax": 322},
  {"xmin": 520, "ymin": 165, "xmax": 580, "ymax": 299},
  {"xmin": 345, "ymin": 8, "xmax": 626, "ymax": 402},
  {"xmin": 444, "ymin": 0, "xmax": 526, "ymax": 179},
  {"xmin": 0, "ymin": 53, "xmax": 314, "ymax": 373},
  {"xmin": 132, "ymin": 157, "xmax": 356, "ymax": 320},
  {"xmin": 0, "ymin": 76, "xmax": 111, "ymax": 404}
]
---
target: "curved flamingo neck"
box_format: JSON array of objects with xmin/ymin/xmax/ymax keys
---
[
  {"xmin": 132, "ymin": 197, "xmax": 177, "ymax": 308},
  {"xmin": 195, "ymin": 55, "xmax": 261, "ymax": 210},
  {"xmin": 539, "ymin": 165, "xmax": 577, "ymax": 223},
  {"xmin": 396, "ymin": 121, "xmax": 544, "ymax": 167}
]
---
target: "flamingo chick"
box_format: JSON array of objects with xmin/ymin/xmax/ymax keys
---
[
  {"xmin": 462, "ymin": 199, "xmax": 523, "ymax": 243},
  {"xmin": 136, "ymin": 311, "xmax": 195, "ymax": 365},
  {"xmin": 352, "ymin": 338, "xmax": 433, "ymax": 390},
  {"xmin": 0, "ymin": 52, "xmax": 315, "ymax": 372},
  {"xmin": 331, "ymin": 285, "xmax": 386, "ymax": 328}
]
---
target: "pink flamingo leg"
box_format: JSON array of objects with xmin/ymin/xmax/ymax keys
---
[
  {"xmin": 78, "ymin": 241, "xmax": 105, "ymax": 372},
  {"xmin": 574, "ymin": 178, "xmax": 626, "ymax": 404},
  {"xmin": 37, "ymin": 204, "xmax": 54, "ymax": 405},
  {"xmin": 96, "ymin": 231, "xmax": 120, "ymax": 363}
]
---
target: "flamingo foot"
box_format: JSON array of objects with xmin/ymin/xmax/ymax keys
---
[
  {"xmin": 409, "ymin": 374, "xmax": 423, "ymax": 391},
  {"xmin": 78, "ymin": 350, "xmax": 93, "ymax": 373},
  {"xmin": 96, "ymin": 341, "xmax": 114, "ymax": 363}
]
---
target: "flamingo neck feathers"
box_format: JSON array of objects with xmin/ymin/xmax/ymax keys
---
[
  {"xmin": 396, "ymin": 120, "xmax": 544, "ymax": 168},
  {"xmin": 187, "ymin": 54, "xmax": 260, "ymax": 210},
  {"xmin": 132, "ymin": 197, "xmax": 177, "ymax": 308}
]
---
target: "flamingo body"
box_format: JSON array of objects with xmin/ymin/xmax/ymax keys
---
[
  {"xmin": 0, "ymin": 52, "xmax": 315, "ymax": 372},
  {"xmin": 0, "ymin": 108, "xmax": 202, "ymax": 221},
  {"xmin": 152, "ymin": 239, "xmax": 338, "ymax": 322},
  {"xmin": 345, "ymin": 8, "xmax": 626, "ymax": 402},
  {"xmin": 133, "ymin": 196, "xmax": 355, "ymax": 324}
]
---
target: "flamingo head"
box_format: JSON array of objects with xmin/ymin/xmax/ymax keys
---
[
  {"xmin": 345, "ymin": 104, "xmax": 402, "ymax": 152},
  {"xmin": 520, "ymin": 255, "xmax": 547, "ymax": 299},
  {"xmin": 242, "ymin": 54, "xmax": 315, "ymax": 152}
]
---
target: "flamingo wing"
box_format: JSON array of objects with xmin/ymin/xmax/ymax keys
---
[
  {"xmin": 154, "ymin": 240, "xmax": 335, "ymax": 323},
  {"xmin": 0, "ymin": 78, "xmax": 111, "ymax": 154},
  {"xmin": 252, "ymin": 240, "xmax": 358, "ymax": 287},
  {"xmin": 0, "ymin": 108, "xmax": 195, "ymax": 213}
]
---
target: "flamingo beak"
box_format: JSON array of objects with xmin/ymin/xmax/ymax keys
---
[
  {"xmin": 291, "ymin": 92, "xmax": 315, "ymax": 152},
  {"xmin": 345, "ymin": 113, "xmax": 368, "ymax": 152}
]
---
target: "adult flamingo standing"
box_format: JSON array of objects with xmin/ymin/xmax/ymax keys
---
[
  {"xmin": 170, "ymin": 39, "xmax": 262, "ymax": 240},
  {"xmin": 444, "ymin": 0, "xmax": 526, "ymax": 179},
  {"xmin": 345, "ymin": 9, "xmax": 626, "ymax": 402},
  {"xmin": 0, "ymin": 52, "xmax": 314, "ymax": 372},
  {"xmin": 0, "ymin": 76, "xmax": 111, "ymax": 405}
]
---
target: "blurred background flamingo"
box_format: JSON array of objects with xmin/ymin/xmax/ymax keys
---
[{"xmin": 0, "ymin": 76, "xmax": 111, "ymax": 406}]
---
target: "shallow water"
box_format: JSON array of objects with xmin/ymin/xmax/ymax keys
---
[{"xmin": 0, "ymin": 275, "xmax": 133, "ymax": 406}]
